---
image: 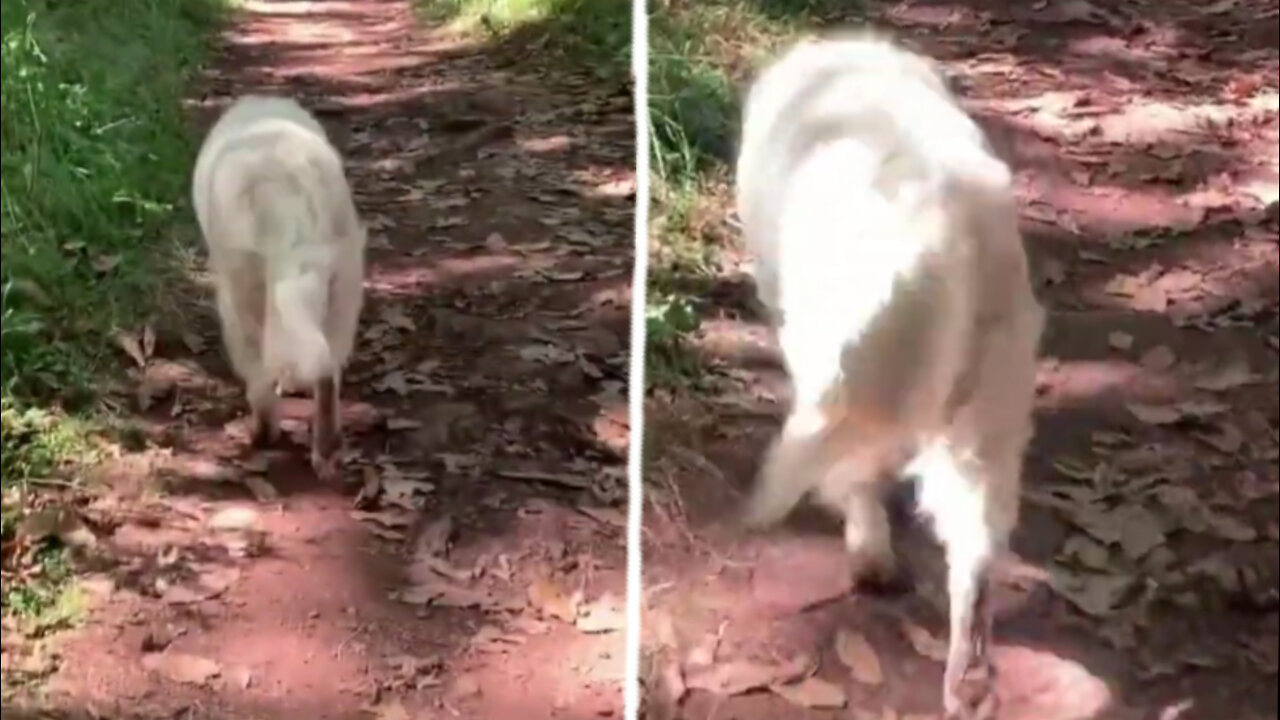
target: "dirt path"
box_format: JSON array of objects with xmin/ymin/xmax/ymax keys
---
[
  {"xmin": 642, "ymin": 1, "xmax": 1277, "ymax": 719},
  {"xmin": 5, "ymin": 1, "xmax": 634, "ymax": 718}
]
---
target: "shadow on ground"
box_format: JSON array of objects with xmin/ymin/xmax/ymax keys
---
[
  {"xmin": 4, "ymin": 0, "xmax": 634, "ymax": 718},
  {"xmin": 641, "ymin": 0, "xmax": 1277, "ymax": 718}
]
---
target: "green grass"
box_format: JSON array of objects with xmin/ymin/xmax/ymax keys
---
[
  {"xmin": 1, "ymin": 0, "xmax": 228, "ymax": 615},
  {"xmin": 417, "ymin": 0, "xmax": 631, "ymax": 81},
  {"xmin": 644, "ymin": 0, "xmax": 867, "ymax": 389}
]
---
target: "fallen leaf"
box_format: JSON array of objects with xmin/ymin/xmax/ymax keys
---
[
  {"xmin": 114, "ymin": 330, "xmax": 149, "ymax": 368},
  {"xmin": 364, "ymin": 699, "xmax": 411, "ymax": 720},
  {"xmin": 449, "ymin": 673, "xmax": 483, "ymax": 699},
  {"xmin": 413, "ymin": 515, "xmax": 454, "ymax": 559},
  {"xmin": 771, "ymin": 676, "xmax": 847, "ymax": 709},
  {"xmin": 92, "ymin": 254, "xmax": 122, "ymax": 274},
  {"xmin": 1194, "ymin": 358, "xmax": 1258, "ymax": 392},
  {"xmin": 241, "ymin": 475, "xmax": 279, "ymax": 503},
  {"xmin": 209, "ymin": 507, "xmax": 261, "ymax": 531},
  {"xmin": 161, "ymin": 567, "xmax": 242, "ymax": 605},
  {"xmin": 485, "ymin": 232, "xmax": 509, "ymax": 252},
  {"xmin": 835, "ymin": 629, "xmax": 884, "ymax": 685},
  {"xmin": 395, "ymin": 576, "xmax": 496, "ymax": 609},
  {"xmin": 518, "ymin": 343, "xmax": 576, "ymax": 364},
  {"xmin": 373, "ymin": 370, "xmax": 410, "ymax": 396},
  {"xmin": 18, "ymin": 507, "xmax": 98, "ymax": 549},
  {"xmin": 1108, "ymin": 331, "xmax": 1134, "ymax": 351},
  {"xmin": 686, "ymin": 625, "xmax": 724, "ymax": 668},
  {"xmin": 683, "ymin": 655, "xmax": 813, "ymax": 696},
  {"xmin": 1041, "ymin": 258, "xmax": 1067, "ymax": 286},
  {"xmin": 352, "ymin": 510, "xmax": 413, "ymax": 529},
  {"xmin": 1126, "ymin": 403, "xmax": 1183, "ymax": 425},
  {"xmin": 1140, "ymin": 345, "xmax": 1178, "ymax": 371},
  {"xmin": 378, "ymin": 305, "xmax": 417, "ymax": 332},
  {"xmin": 900, "ymin": 619, "xmax": 948, "ymax": 662},
  {"xmin": 576, "ymin": 506, "xmax": 626, "ymax": 529},
  {"xmin": 1052, "ymin": 568, "xmax": 1134, "ymax": 617},
  {"xmin": 1194, "ymin": 422, "xmax": 1244, "ymax": 454},
  {"xmin": 1204, "ymin": 0, "xmax": 1241, "ymax": 13},
  {"xmin": 181, "ymin": 331, "xmax": 206, "ymax": 354},
  {"xmin": 1061, "ymin": 533, "xmax": 1112, "ymax": 570},
  {"xmin": 1205, "ymin": 512, "xmax": 1257, "ymax": 542},
  {"xmin": 379, "ymin": 467, "xmax": 435, "ymax": 511},
  {"xmin": 575, "ymin": 593, "xmax": 626, "ymax": 634},
  {"xmin": 1117, "ymin": 506, "xmax": 1166, "ymax": 560},
  {"xmin": 1066, "ymin": 504, "xmax": 1124, "ymax": 545},
  {"xmin": 142, "ymin": 652, "xmax": 221, "ymax": 685},
  {"xmin": 527, "ymin": 575, "xmax": 580, "ymax": 623}
]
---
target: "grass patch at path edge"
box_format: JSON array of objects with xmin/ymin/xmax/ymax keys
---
[
  {"xmin": 416, "ymin": 0, "xmax": 631, "ymax": 81},
  {"xmin": 1, "ymin": 0, "xmax": 229, "ymax": 619},
  {"xmin": 645, "ymin": 0, "xmax": 866, "ymax": 388}
]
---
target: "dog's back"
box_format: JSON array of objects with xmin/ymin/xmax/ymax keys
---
[
  {"xmin": 736, "ymin": 33, "xmax": 1039, "ymax": 520},
  {"xmin": 738, "ymin": 34, "xmax": 1018, "ymax": 450},
  {"xmin": 192, "ymin": 95, "xmax": 364, "ymax": 394}
]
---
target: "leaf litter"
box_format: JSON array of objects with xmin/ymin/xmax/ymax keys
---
[{"xmin": 834, "ymin": 628, "xmax": 884, "ymax": 686}]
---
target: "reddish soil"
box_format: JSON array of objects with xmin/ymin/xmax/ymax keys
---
[
  {"xmin": 3, "ymin": 1, "xmax": 634, "ymax": 718},
  {"xmin": 642, "ymin": 1, "xmax": 1277, "ymax": 719}
]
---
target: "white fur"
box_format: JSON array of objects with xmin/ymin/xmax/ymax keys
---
[
  {"xmin": 192, "ymin": 95, "xmax": 365, "ymax": 462},
  {"xmin": 735, "ymin": 33, "xmax": 1044, "ymax": 719}
]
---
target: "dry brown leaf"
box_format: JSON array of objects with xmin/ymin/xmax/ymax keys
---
[
  {"xmin": 1205, "ymin": 512, "xmax": 1257, "ymax": 542},
  {"xmin": 683, "ymin": 655, "xmax": 813, "ymax": 697},
  {"xmin": 485, "ymin": 232, "xmax": 509, "ymax": 252},
  {"xmin": 575, "ymin": 593, "xmax": 625, "ymax": 634},
  {"xmin": 1140, "ymin": 345, "xmax": 1178, "ymax": 371},
  {"xmin": 379, "ymin": 467, "xmax": 435, "ymax": 511},
  {"xmin": 18, "ymin": 507, "xmax": 98, "ymax": 549},
  {"xmin": 1126, "ymin": 403, "xmax": 1183, "ymax": 425},
  {"xmin": 449, "ymin": 673, "xmax": 483, "ymax": 699},
  {"xmin": 1052, "ymin": 568, "xmax": 1134, "ymax": 617},
  {"xmin": 900, "ymin": 619, "xmax": 948, "ymax": 662},
  {"xmin": 577, "ymin": 506, "xmax": 626, "ymax": 529},
  {"xmin": 181, "ymin": 331, "xmax": 206, "ymax": 354},
  {"xmin": 771, "ymin": 676, "xmax": 847, "ymax": 709},
  {"xmin": 685, "ymin": 625, "xmax": 724, "ymax": 668},
  {"xmin": 374, "ymin": 370, "xmax": 410, "ymax": 396},
  {"xmin": 92, "ymin": 253, "xmax": 122, "ymax": 274},
  {"xmin": 1108, "ymin": 331, "xmax": 1134, "ymax": 351},
  {"xmin": 1117, "ymin": 506, "xmax": 1166, "ymax": 561},
  {"xmin": 114, "ymin": 330, "xmax": 149, "ymax": 368},
  {"xmin": 142, "ymin": 652, "xmax": 221, "ymax": 685},
  {"xmin": 396, "ymin": 576, "xmax": 496, "ymax": 609},
  {"xmin": 1194, "ymin": 358, "xmax": 1258, "ymax": 392},
  {"xmin": 527, "ymin": 576, "xmax": 580, "ymax": 623},
  {"xmin": 352, "ymin": 510, "xmax": 413, "ymax": 529},
  {"xmin": 413, "ymin": 515, "xmax": 454, "ymax": 559},
  {"xmin": 241, "ymin": 475, "xmax": 279, "ymax": 503},
  {"xmin": 364, "ymin": 699, "xmax": 412, "ymax": 720},
  {"xmin": 1194, "ymin": 422, "xmax": 1245, "ymax": 455},
  {"xmin": 209, "ymin": 507, "xmax": 261, "ymax": 531},
  {"xmin": 1041, "ymin": 258, "xmax": 1067, "ymax": 286},
  {"xmin": 518, "ymin": 343, "xmax": 576, "ymax": 364},
  {"xmin": 1061, "ymin": 533, "xmax": 1112, "ymax": 570},
  {"xmin": 161, "ymin": 567, "xmax": 241, "ymax": 605},
  {"xmin": 835, "ymin": 629, "xmax": 884, "ymax": 685}
]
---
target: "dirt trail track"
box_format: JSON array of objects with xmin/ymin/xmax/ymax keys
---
[
  {"xmin": 9, "ymin": 1, "xmax": 635, "ymax": 718},
  {"xmin": 643, "ymin": 1, "xmax": 1277, "ymax": 719}
]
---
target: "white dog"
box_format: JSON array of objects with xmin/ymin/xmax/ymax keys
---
[
  {"xmin": 735, "ymin": 33, "xmax": 1044, "ymax": 719},
  {"xmin": 192, "ymin": 95, "xmax": 366, "ymax": 479}
]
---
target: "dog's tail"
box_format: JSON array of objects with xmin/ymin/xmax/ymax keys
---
[{"xmin": 252, "ymin": 177, "xmax": 335, "ymax": 388}]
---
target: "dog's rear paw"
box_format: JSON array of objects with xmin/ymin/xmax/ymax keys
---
[
  {"xmin": 310, "ymin": 450, "xmax": 341, "ymax": 482},
  {"xmin": 249, "ymin": 413, "xmax": 280, "ymax": 448}
]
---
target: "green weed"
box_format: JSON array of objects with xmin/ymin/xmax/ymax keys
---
[{"xmin": 1, "ymin": 0, "xmax": 228, "ymax": 616}]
